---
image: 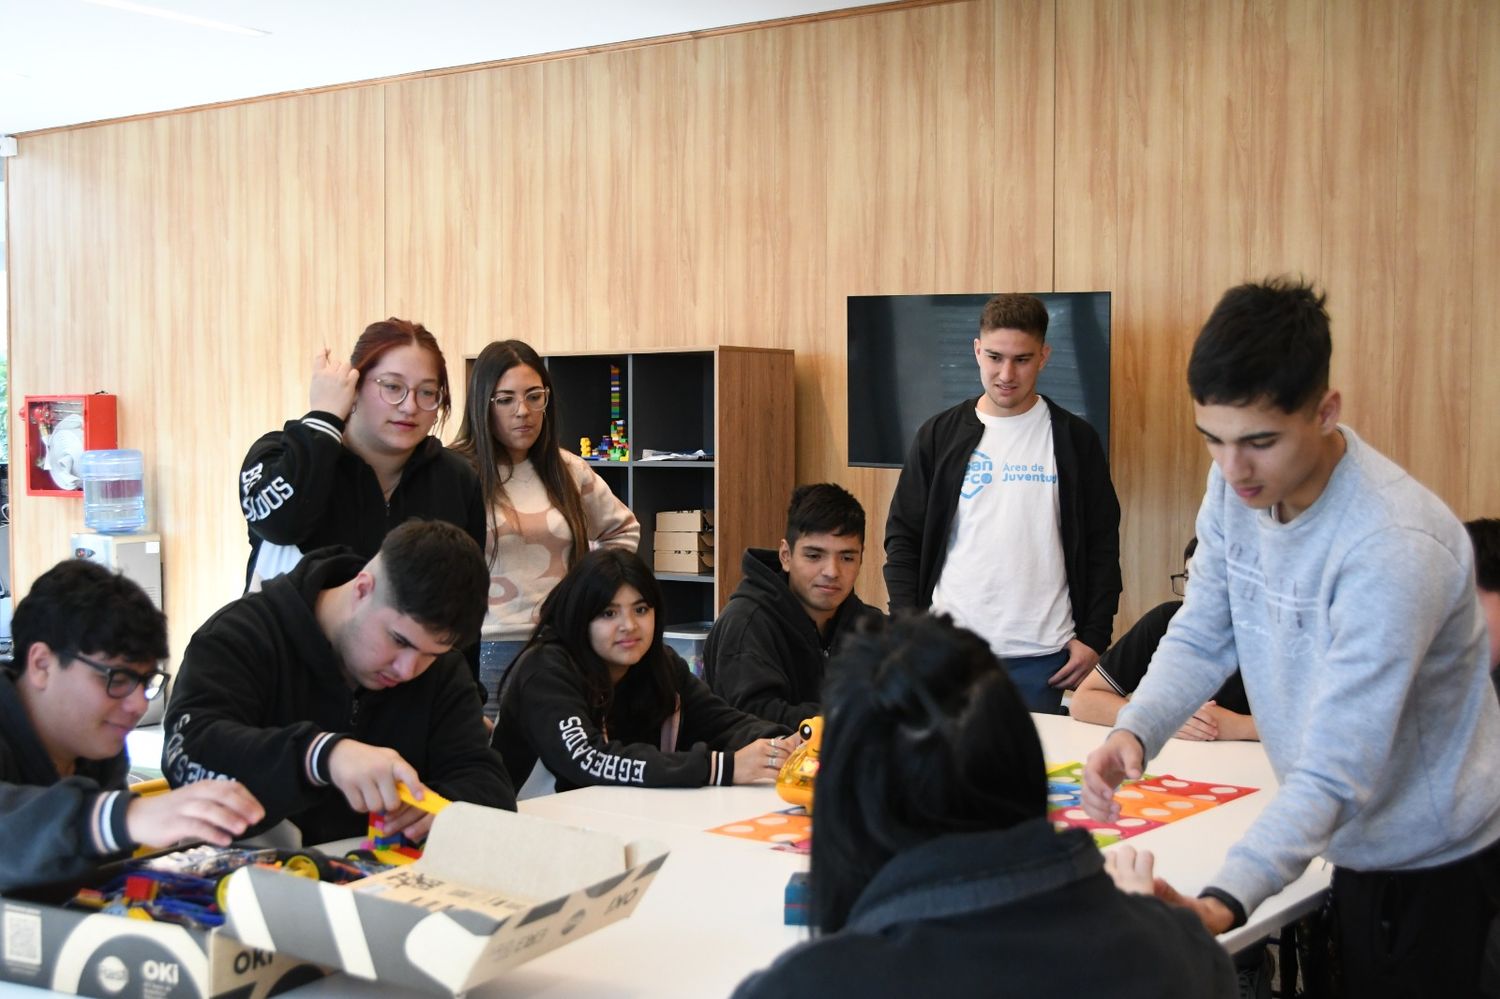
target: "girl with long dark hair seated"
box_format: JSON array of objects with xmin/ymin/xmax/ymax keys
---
[
  {"xmin": 733, "ymin": 614, "xmax": 1235, "ymax": 999},
  {"xmin": 492, "ymin": 549, "xmax": 794, "ymax": 793}
]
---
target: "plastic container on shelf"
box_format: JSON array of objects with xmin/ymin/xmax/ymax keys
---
[{"xmin": 80, "ymin": 449, "xmax": 146, "ymax": 534}]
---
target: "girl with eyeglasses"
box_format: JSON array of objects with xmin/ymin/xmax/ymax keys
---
[
  {"xmin": 491, "ymin": 549, "xmax": 790, "ymax": 793},
  {"xmin": 238, "ymin": 318, "xmax": 486, "ymax": 592},
  {"xmin": 451, "ymin": 341, "xmax": 639, "ymax": 721}
]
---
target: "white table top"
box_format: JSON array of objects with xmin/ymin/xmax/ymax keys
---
[
  {"xmin": 1028, "ymin": 713, "xmax": 1331, "ymax": 952},
  {"xmin": 2, "ymin": 714, "xmax": 1328, "ymax": 999}
]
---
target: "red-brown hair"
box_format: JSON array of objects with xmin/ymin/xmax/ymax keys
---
[{"xmin": 349, "ymin": 318, "xmax": 454, "ymax": 430}]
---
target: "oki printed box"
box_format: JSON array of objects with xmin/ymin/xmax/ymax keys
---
[
  {"xmin": 0, "ymin": 888, "xmax": 324, "ymax": 999},
  {"xmin": 222, "ymin": 803, "xmax": 669, "ymax": 997}
]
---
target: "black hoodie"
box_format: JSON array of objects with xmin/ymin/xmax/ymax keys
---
[
  {"xmin": 164, "ymin": 547, "xmax": 514, "ymax": 843},
  {"xmin": 704, "ymin": 548, "xmax": 881, "ymax": 729},
  {"xmin": 0, "ymin": 673, "xmax": 135, "ymax": 892}
]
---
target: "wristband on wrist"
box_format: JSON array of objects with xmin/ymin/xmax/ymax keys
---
[{"xmin": 1197, "ymin": 886, "xmax": 1247, "ymax": 930}]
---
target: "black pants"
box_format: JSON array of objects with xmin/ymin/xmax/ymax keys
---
[{"xmin": 1333, "ymin": 836, "xmax": 1500, "ymax": 998}]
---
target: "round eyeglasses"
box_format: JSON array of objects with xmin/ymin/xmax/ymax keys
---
[
  {"xmin": 373, "ymin": 378, "xmax": 443, "ymax": 411},
  {"xmin": 491, "ymin": 387, "xmax": 550, "ymax": 413},
  {"xmin": 70, "ymin": 652, "xmax": 169, "ymax": 700}
]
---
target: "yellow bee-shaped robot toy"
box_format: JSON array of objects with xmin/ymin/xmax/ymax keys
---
[{"xmin": 775, "ymin": 717, "xmax": 822, "ymax": 813}]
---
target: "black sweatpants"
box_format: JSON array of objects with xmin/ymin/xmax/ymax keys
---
[{"xmin": 1333, "ymin": 836, "xmax": 1500, "ymax": 998}]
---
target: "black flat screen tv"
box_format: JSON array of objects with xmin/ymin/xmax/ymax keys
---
[{"xmin": 847, "ymin": 292, "xmax": 1111, "ymax": 468}]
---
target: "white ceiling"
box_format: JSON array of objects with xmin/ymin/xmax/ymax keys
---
[{"xmin": 0, "ymin": 0, "xmax": 884, "ymax": 136}]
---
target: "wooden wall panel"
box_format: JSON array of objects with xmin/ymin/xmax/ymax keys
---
[
  {"xmin": 1470, "ymin": 0, "xmax": 1500, "ymax": 516},
  {"xmin": 8, "ymin": 89, "xmax": 384, "ymax": 667},
  {"xmin": 1322, "ymin": 0, "xmax": 1400, "ymax": 456},
  {"xmin": 1107, "ymin": 0, "xmax": 1193, "ymax": 621},
  {"xmin": 7, "ymin": 0, "xmax": 1497, "ymax": 666},
  {"xmin": 720, "ymin": 22, "xmax": 828, "ymax": 356},
  {"xmin": 1390, "ymin": 0, "xmax": 1477, "ymax": 509},
  {"xmin": 383, "ymin": 63, "xmax": 546, "ymax": 417}
]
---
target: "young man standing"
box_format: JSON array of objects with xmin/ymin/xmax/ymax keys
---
[
  {"xmin": 1084, "ymin": 279, "xmax": 1500, "ymax": 995},
  {"xmin": 884, "ymin": 293, "xmax": 1121, "ymax": 712},
  {"xmin": 165, "ymin": 519, "xmax": 514, "ymax": 845},
  {"xmin": 1, "ymin": 560, "xmax": 262, "ymax": 892},
  {"xmin": 706, "ymin": 484, "xmax": 880, "ymax": 728}
]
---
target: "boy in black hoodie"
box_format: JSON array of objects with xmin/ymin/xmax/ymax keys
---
[
  {"xmin": 705, "ymin": 484, "xmax": 880, "ymax": 728},
  {"xmin": 164, "ymin": 520, "xmax": 513, "ymax": 845},
  {"xmin": 1, "ymin": 560, "xmax": 261, "ymax": 892}
]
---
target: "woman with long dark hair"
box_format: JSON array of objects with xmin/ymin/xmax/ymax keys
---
[
  {"xmin": 732, "ymin": 614, "xmax": 1235, "ymax": 998},
  {"xmin": 491, "ymin": 549, "xmax": 791, "ymax": 793},
  {"xmin": 238, "ymin": 318, "xmax": 485, "ymax": 590},
  {"xmin": 451, "ymin": 340, "xmax": 638, "ymax": 720}
]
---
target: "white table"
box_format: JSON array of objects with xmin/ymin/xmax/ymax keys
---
[
  {"xmin": 1029, "ymin": 713, "xmax": 1331, "ymax": 952},
  {"xmin": 2, "ymin": 715, "xmax": 1328, "ymax": 998}
]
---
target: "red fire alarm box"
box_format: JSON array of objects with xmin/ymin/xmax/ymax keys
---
[{"xmin": 23, "ymin": 394, "xmax": 118, "ymax": 496}]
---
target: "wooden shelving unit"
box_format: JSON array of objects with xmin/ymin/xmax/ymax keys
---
[{"xmin": 541, "ymin": 346, "xmax": 794, "ymax": 626}]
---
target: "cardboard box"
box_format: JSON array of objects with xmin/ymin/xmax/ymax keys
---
[
  {"xmin": 223, "ymin": 803, "xmax": 668, "ymax": 997},
  {"xmin": 652, "ymin": 530, "xmax": 713, "ymax": 552},
  {"xmin": 0, "ymin": 882, "xmax": 325, "ymax": 999},
  {"xmin": 655, "ymin": 509, "xmax": 713, "ymax": 532},
  {"xmin": 653, "ymin": 550, "xmax": 714, "ymax": 575}
]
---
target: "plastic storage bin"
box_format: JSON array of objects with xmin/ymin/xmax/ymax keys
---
[{"xmin": 80, "ymin": 449, "xmax": 146, "ymax": 533}]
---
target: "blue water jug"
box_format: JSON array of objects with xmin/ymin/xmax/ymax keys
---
[{"xmin": 81, "ymin": 449, "xmax": 146, "ymax": 533}]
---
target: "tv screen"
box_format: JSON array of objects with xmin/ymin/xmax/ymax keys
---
[{"xmin": 847, "ymin": 292, "xmax": 1111, "ymax": 468}]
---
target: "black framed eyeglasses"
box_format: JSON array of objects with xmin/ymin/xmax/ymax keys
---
[
  {"xmin": 372, "ymin": 378, "xmax": 443, "ymax": 411},
  {"xmin": 1169, "ymin": 570, "xmax": 1189, "ymax": 598},
  {"xmin": 69, "ymin": 652, "xmax": 169, "ymax": 701}
]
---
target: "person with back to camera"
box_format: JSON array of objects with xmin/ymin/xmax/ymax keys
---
[
  {"xmin": 450, "ymin": 340, "xmax": 639, "ymax": 722},
  {"xmin": 491, "ymin": 548, "xmax": 796, "ymax": 794},
  {"xmin": 731, "ymin": 613, "xmax": 1235, "ymax": 998},
  {"xmin": 1, "ymin": 560, "xmax": 262, "ymax": 893},
  {"xmin": 238, "ymin": 317, "xmax": 485, "ymax": 591}
]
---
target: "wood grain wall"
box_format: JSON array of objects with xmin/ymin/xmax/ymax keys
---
[{"xmin": 7, "ymin": 0, "xmax": 1497, "ymax": 669}]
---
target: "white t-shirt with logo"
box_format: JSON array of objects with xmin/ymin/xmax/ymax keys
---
[{"xmin": 930, "ymin": 400, "xmax": 1074, "ymax": 658}]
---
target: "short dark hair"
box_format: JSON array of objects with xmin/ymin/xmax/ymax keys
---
[
  {"xmin": 785, "ymin": 483, "xmax": 866, "ymax": 547},
  {"xmin": 376, "ymin": 520, "xmax": 489, "ymax": 647},
  {"xmin": 979, "ymin": 293, "xmax": 1049, "ymax": 341},
  {"xmin": 9, "ymin": 560, "xmax": 167, "ymax": 676},
  {"xmin": 524, "ymin": 548, "xmax": 677, "ymax": 730},
  {"xmin": 1184, "ymin": 537, "xmax": 1199, "ymax": 563},
  {"xmin": 1466, "ymin": 519, "xmax": 1500, "ymax": 593},
  {"xmin": 1188, "ymin": 277, "xmax": 1331, "ymax": 413},
  {"xmin": 809, "ymin": 613, "xmax": 1047, "ymax": 933}
]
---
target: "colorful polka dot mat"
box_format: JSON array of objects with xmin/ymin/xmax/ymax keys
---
[
  {"xmin": 707, "ymin": 807, "xmax": 812, "ymax": 854},
  {"xmin": 1046, "ymin": 760, "xmax": 1259, "ymax": 846}
]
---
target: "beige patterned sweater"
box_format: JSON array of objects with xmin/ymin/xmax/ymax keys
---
[{"xmin": 482, "ymin": 450, "xmax": 640, "ymax": 642}]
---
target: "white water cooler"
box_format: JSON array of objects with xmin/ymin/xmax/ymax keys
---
[{"xmin": 70, "ymin": 531, "xmax": 163, "ymax": 609}]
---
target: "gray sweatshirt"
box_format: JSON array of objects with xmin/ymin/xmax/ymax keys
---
[{"xmin": 1117, "ymin": 427, "xmax": 1500, "ymax": 916}]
